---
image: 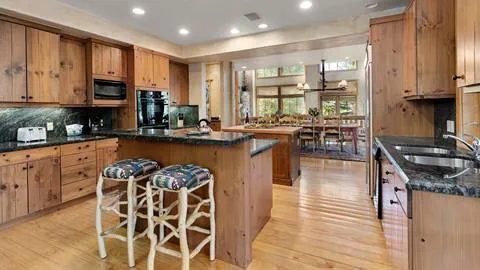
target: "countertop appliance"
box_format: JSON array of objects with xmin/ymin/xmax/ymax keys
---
[
  {"xmin": 137, "ymin": 90, "xmax": 169, "ymax": 129},
  {"xmin": 94, "ymin": 79, "xmax": 127, "ymax": 100},
  {"xmin": 17, "ymin": 127, "xmax": 47, "ymax": 143}
]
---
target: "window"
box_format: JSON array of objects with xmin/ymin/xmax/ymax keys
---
[
  {"xmin": 320, "ymin": 95, "xmax": 357, "ymax": 116},
  {"xmin": 322, "ymin": 60, "xmax": 358, "ymax": 72},
  {"xmin": 256, "ymin": 65, "xmax": 305, "ymax": 78},
  {"xmin": 256, "ymin": 85, "xmax": 305, "ymax": 116}
]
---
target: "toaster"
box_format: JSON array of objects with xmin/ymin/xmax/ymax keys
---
[{"xmin": 17, "ymin": 127, "xmax": 47, "ymax": 143}]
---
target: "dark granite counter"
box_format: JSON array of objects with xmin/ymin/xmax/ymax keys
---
[
  {"xmin": 250, "ymin": 139, "xmax": 279, "ymax": 157},
  {"xmin": 0, "ymin": 135, "xmax": 109, "ymax": 153},
  {"xmin": 376, "ymin": 136, "xmax": 480, "ymax": 198},
  {"xmin": 94, "ymin": 129, "xmax": 253, "ymax": 146}
]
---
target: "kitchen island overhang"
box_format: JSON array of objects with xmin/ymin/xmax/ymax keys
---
[{"xmin": 95, "ymin": 129, "xmax": 276, "ymax": 268}]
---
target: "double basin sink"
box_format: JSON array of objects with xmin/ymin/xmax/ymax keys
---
[{"xmin": 394, "ymin": 145, "xmax": 477, "ymax": 170}]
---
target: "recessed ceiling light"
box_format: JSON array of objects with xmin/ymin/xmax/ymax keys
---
[
  {"xmin": 241, "ymin": 66, "xmax": 247, "ymax": 69},
  {"xmin": 132, "ymin": 7, "xmax": 145, "ymax": 15},
  {"xmin": 231, "ymin": 28, "xmax": 240, "ymax": 35},
  {"xmin": 300, "ymin": 1, "xmax": 313, "ymax": 10},
  {"xmin": 179, "ymin": 28, "xmax": 190, "ymax": 35},
  {"xmin": 365, "ymin": 2, "xmax": 378, "ymax": 9},
  {"xmin": 345, "ymin": 57, "xmax": 350, "ymax": 60},
  {"xmin": 258, "ymin": 23, "xmax": 269, "ymax": 29}
]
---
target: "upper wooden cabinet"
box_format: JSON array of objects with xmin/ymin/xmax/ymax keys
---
[
  {"xmin": 169, "ymin": 61, "xmax": 189, "ymax": 105},
  {"xmin": 89, "ymin": 42, "xmax": 127, "ymax": 80},
  {"xmin": 456, "ymin": 0, "xmax": 480, "ymax": 87},
  {"xmin": 134, "ymin": 48, "xmax": 169, "ymax": 90},
  {"xmin": 59, "ymin": 38, "xmax": 87, "ymax": 105},
  {"xmin": 0, "ymin": 21, "xmax": 26, "ymax": 103},
  {"xmin": 402, "ymin": 0, "xmax": 456, "ymax": 99},
  {"xmin": 26, "ymin": 28, "xmax": 60, "ymax": 103}
]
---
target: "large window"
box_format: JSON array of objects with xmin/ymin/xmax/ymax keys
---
[
  {"xmin": 256, "ymin": 85, "xmax": 305, "ymax": 116},
  {"xmin": 320, "ymin": 95, "xmax": 357, "ymax": 116},
  {"xmin": 322, "ymin": 60, "xmax": 358, "ymax": 72},
  {"xmin": 256, "ymin": 65, "xmax": 305, "ymax": 78}
]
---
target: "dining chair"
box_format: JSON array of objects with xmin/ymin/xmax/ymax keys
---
[{"xmin": 322, "ymin": 115, "xmax": 344, "ymax": 153}]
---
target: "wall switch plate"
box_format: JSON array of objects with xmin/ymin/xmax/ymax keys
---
[
  {"xmin": 46, "ymin": 122, "xmax": 54, "ymax": 131},
  {"xmin": 447, "ymin": 120, "xmax": 455, "ymax": 133}
]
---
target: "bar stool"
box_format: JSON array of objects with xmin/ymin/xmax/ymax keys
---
[
  {"xmin": 145, "ymin": 164, "xmax": 216, "ymax": 270},
  {"xmin": 96, "ymin": 158, "xmax": 160, "ymax": 267}
]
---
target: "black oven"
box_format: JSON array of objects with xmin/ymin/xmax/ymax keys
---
[
  {"xmin": 94, "ymin": 79, "xmax": 127, "ymax": 100},
  {"xmin": 137, "ymin": 90, "xmax": 169, "ymax": 129}
]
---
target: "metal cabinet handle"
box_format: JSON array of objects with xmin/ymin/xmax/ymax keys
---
[
  {"xmin": 452, "ymin": 75, "xmax": 465, "ymax": 81},
  {"xmin": 14, "ymin": 184, "xmax": 19, "ymax": 189},
  {"xmin": 394, "ymin": 186, "xmax": 404, "ymax": 192},
  {"xmin": 382, "ymin": 178, "xmax": 389, "ymax": 184},
  {"xmin": 390, "ymin": 199, "xmax": 398, "ymax": 205},
  {"xmin": 385, "ymin": 171, "xmax": 394, "ymax": 175}
]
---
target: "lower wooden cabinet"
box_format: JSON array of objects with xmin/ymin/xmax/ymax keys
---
[
  {"xmin": 96, "ymin": 144, "xmax": 119, "ymax": 189},
  {"xmin": 0, "ymin": 163, "xmax": 28, "ymax": 223},
  {"xmin": 27, "ymin": 157, "xmax": 61, "ymax": 213}
]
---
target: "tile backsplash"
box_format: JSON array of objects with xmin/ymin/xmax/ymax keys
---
[
  {"xmin": 0, "ymin": 107, "xmax": 112, "ymax": 142},
  {"xmin": 434, "ymin": 99, "xmax": 456, "ymax": 142}
]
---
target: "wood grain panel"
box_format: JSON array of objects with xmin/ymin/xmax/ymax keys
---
[
  {"xmin": 61, "ymin": 161, "xmax": 96, "ymax": 185},
  {"xmin": 59, "ymin": 38, "xmax": 87, "ymax": 105},
  {"xmin": 153, "ymin": 54, "xmax": 169, "ymax": 89},
  {"xmin": 0, "ymin": 146, "xmax": 60, "ymax": 166},
  {"xmin": 0, "ymin": 163, "xmax": 28, "ymax": 223},
  {"xmin": 28, "ymin": 158, "xmax": 61, "ymax": 213},
  {"xmin": 61, "ymin": 151, "xmax": 95, "ymax": 168},
  {"xmin": 403, "ymin": 0, "xmax": 417, "ymax": 97},
  {"xmin": 456, "ymin": 0, "xmax": 467, "ymax": 87},
  {"xmin": 412, "ymin": 191, "xmax": 480, "ymax": 270},
  {"xmin": 250, "ymin": 149, "xmax": 272, "ymax": 242},
  {"xmin": 370, "ymin": 16, "xmax": 434, "ymax": 137},
  {"xmin": 60, "ymin": 141, "xmax": 96, "ymax": 156},
  {"xmin": 61, "ymin": 178, "xmax": 96, "ymax": 203}
]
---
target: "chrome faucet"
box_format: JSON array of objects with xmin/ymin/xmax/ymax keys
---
[{"xmin": 443, "ymin": 134, "xmax": 480, "ymax": 161}]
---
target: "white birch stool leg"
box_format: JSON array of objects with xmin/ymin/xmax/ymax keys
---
[{"xmin": 146, "ymin": 175, "xmax": 216, "ymax": 270}]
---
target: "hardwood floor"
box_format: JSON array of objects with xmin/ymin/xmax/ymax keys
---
[{"xmin": 0, "ymin": 158, "xmax": 390, "ymax": 270}]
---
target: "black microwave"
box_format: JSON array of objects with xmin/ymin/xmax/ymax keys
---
[{"xmin": 94, "ymin": 79, "xmax": 127, "ymax": 100}]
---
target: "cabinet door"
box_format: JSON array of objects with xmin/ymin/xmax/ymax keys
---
[
  {"xmin": 26, "ymin": 28, "xmax": 60, "ymax": 103},
  {"xmin": 96, "ymin": 146, "xmax": 118, "ymax": 189},
  {"xmin": 135, "ymin": 50, "xmax": 153, "ymax": 87},
  {"xmin": 110, "ymin": 46, "xmax": 127, "ymax": 78},
  {"xmin": 169, "ymin": 62, "xmax": 178, "ymax": 104},
  {"xmin": 0, "ymin": 163, "xmax": 28, "ymax": 223},
  {"xmin": 175, "ymin": 62, "xmax": 189, "ymax": 105},
  {"xmin": 59, "ymin": 38, "xmax": 87, "ymax": 105},
  {"xmin": 0, "ymin": 21, "xmax": 26, "ymax": 102},
  {"xmin": 153, "ymin": 54, "xmax": 169, "ymax": 89},
  {"xmin": 28, "ymin": 158, "xmax": 61, "ymax": 213},
  {"xmin": 403, "ymin": 1, "xmax": 417, "ymax": 97}
]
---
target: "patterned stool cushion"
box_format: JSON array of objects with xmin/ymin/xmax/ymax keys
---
[
  {"xmin": 103, "ymin": 158, "xmax": 159, "ymax": 179},
  {"xmin": 151, "ymin": 164, "xmax": 211, "ymax": 191}
]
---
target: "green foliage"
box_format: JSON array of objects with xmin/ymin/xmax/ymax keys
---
[{"xmin": 308, "ymin": 107, "xmax": 320, "ymax": 117}]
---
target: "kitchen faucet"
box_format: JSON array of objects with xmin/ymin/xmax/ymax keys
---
[{"xmin": 443, "ymin": 134, "xmax": 480, "ymax": 161}]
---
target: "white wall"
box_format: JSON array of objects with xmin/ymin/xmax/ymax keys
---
[{"xmin": 188, "ymin": 63, "xmax": 207, "ymax": 119}]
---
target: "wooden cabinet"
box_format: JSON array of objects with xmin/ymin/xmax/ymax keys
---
[
  {"xmin": 0, "ymin": 21, "xmax": 26, "ymax": 103},
  {"xmin": 96, "ymin": 138, "xmax": 119, "ymax": 189},
  {"xmin": 169, "ymin": 61, "xmax": 189, "ymax": 105},
  {"xmin": 134, "ymin": 48, "xmax": 169, "ymax": 90},
  {"xmin": 26, "ymin": 28, "xmax": 60, "ymax": 103},
  {"xmin": 0, "ymin": 163, "xmax": 28, "ymax": 223},
  {"xmin": 90, "ymin": 42, "xmax": 127, "ymax": 80},
  {"xmin": 28, "ymin": 157, "xmax": 61, "ymax": 213},
  {"xmin": 402, "ymin": 0, "xmax": 456, "ymax": 99},
  {"xmin": 455, "ymin": 0, "xmax": 480, "ymax": 87},
  {"xmin": 59, "ymin": 38, "xmax": 87, "ymax": 105}
]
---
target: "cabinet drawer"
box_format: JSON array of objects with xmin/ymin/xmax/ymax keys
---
[
  {"xmin": 96, "ymin": 138, "xmax": 118, "ymax": 149},
  {"xmin": 61, "ymin": 141, "xmax": 96, "ymax": 156},
  {"xmin": 61, "ymin": 151, "xmax": 96, "ymax": 168},
  {"xmin": 62, "ymin": 178, "xmax": 96, "ymax": 202},
  {"xmin": 0, "ymin": 146, "xmax": 60, "ymax": 166},
  {"xmin": 61, "ymin": 161, "xmax": 97, "ymax": 185}
]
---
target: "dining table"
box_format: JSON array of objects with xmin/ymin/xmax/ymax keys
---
[{"xmin": 300, "ymin": 123, "xmax": 360, "ymax": 154}]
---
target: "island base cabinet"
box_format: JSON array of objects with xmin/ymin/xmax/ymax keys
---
[
  {"xmin": 0, "ymin": 163, "xmax": 28, "ymax": 223},
  {"xmin": 28, "ymin": 158, "xmax": 61, "ymax": 213},
  {"xmin": 412, "ymin": 191, "xmax": 480, "ymax": 270}
]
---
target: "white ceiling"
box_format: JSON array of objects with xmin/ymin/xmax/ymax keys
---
[{"xmin": 57, "ymin": 0, "xmax": 406, "ymax": 46}]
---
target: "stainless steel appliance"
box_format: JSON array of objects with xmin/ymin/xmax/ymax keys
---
[
  {"xmin": 137, "ymin": 90, "xmax": 169, "ymax": 129},
  {"xmin": 94, "ymin": 79, "xmax": 127, "ymax": 100},
  {"xmin": 17, "ymin": 127, "xmax": 47, "ymax": 142}
]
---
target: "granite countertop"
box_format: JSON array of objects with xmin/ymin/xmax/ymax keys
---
[
  {"xmin": 94, "ymin": 129, "xmax": 253, "ymax": 146},
  {"xmin": 250, "ymin": 139, "xmax": 279, "ymax": 157},
  {"xmin": 223, "ymin": 125, "xmax": 302, "ymax": 135},
  {"xmin": 0, "ymin": 135, "xmax": 109, "ymax": 153},
  {"xmin": 376, "ymin": 136, "xmax": 480, "ymax": 198}
]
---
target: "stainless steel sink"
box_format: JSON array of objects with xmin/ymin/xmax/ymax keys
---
[
  {"xmin": 403, "ymin": 155, "xmax": 476, "ymax": 169},
  {"xmin": 395, "ymin": 145, "xmax": 451, "ymax": 155}
]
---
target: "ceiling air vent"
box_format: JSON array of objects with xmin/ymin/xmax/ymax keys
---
[{"xmin": 244, "ymin": 12, "xmax": 261, "ymax": 21}]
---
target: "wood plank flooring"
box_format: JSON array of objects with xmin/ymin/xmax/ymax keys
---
[{"xmin": 0, "ymin": 158, "xmax": 390, "ymax": 270}]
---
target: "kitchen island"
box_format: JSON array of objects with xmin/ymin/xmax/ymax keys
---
[
  {"xmin": 223, "ymin": 125, "xmax": 302, "ymax": 185},
  {"xmin": 95, "ymin": 129, "xmax": 277, "ymax": 268}
]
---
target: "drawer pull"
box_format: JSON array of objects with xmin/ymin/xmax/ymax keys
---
[
  {"xmin": 14, "ymin": 184, "xmax": 19, "ymax": 189},
  {"xmin": 0, "ymin": 184, "xmax": 6, "ymax": 190},
  {"xmin": 22, "ymin": 167, "xmax": 27, "ymax": 170},
  {"xmin": 79, "ymin": 188, "xmax": 83, "ymax": 191},
  {"xmin": 385, "ymin": 171, "xmax": 394, "ymax": 175},
  {"xmin": 394, "ymin": 186, "xmax": 404, "ymax": 192},
  {"xmin": 390, "ymin": 199, "xmax": 399, "ymax": 205},
  {"xmin": 78, "ymin": 147, "xmax": 81, "ymax": 150},
  {"xmin": 78, "ymin": 158, "xmax": 82, "ymax": 161},
  {"xmin": 78, "ymin": 171, "xmax": 83, "ymax": 175},
  {"xmin": 382, "ymin": 178, "xmax": 389, "ymax": 184},
  {"xmin": 26, "ymin": 154, "xmax": 30, "ymax": 158}
]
